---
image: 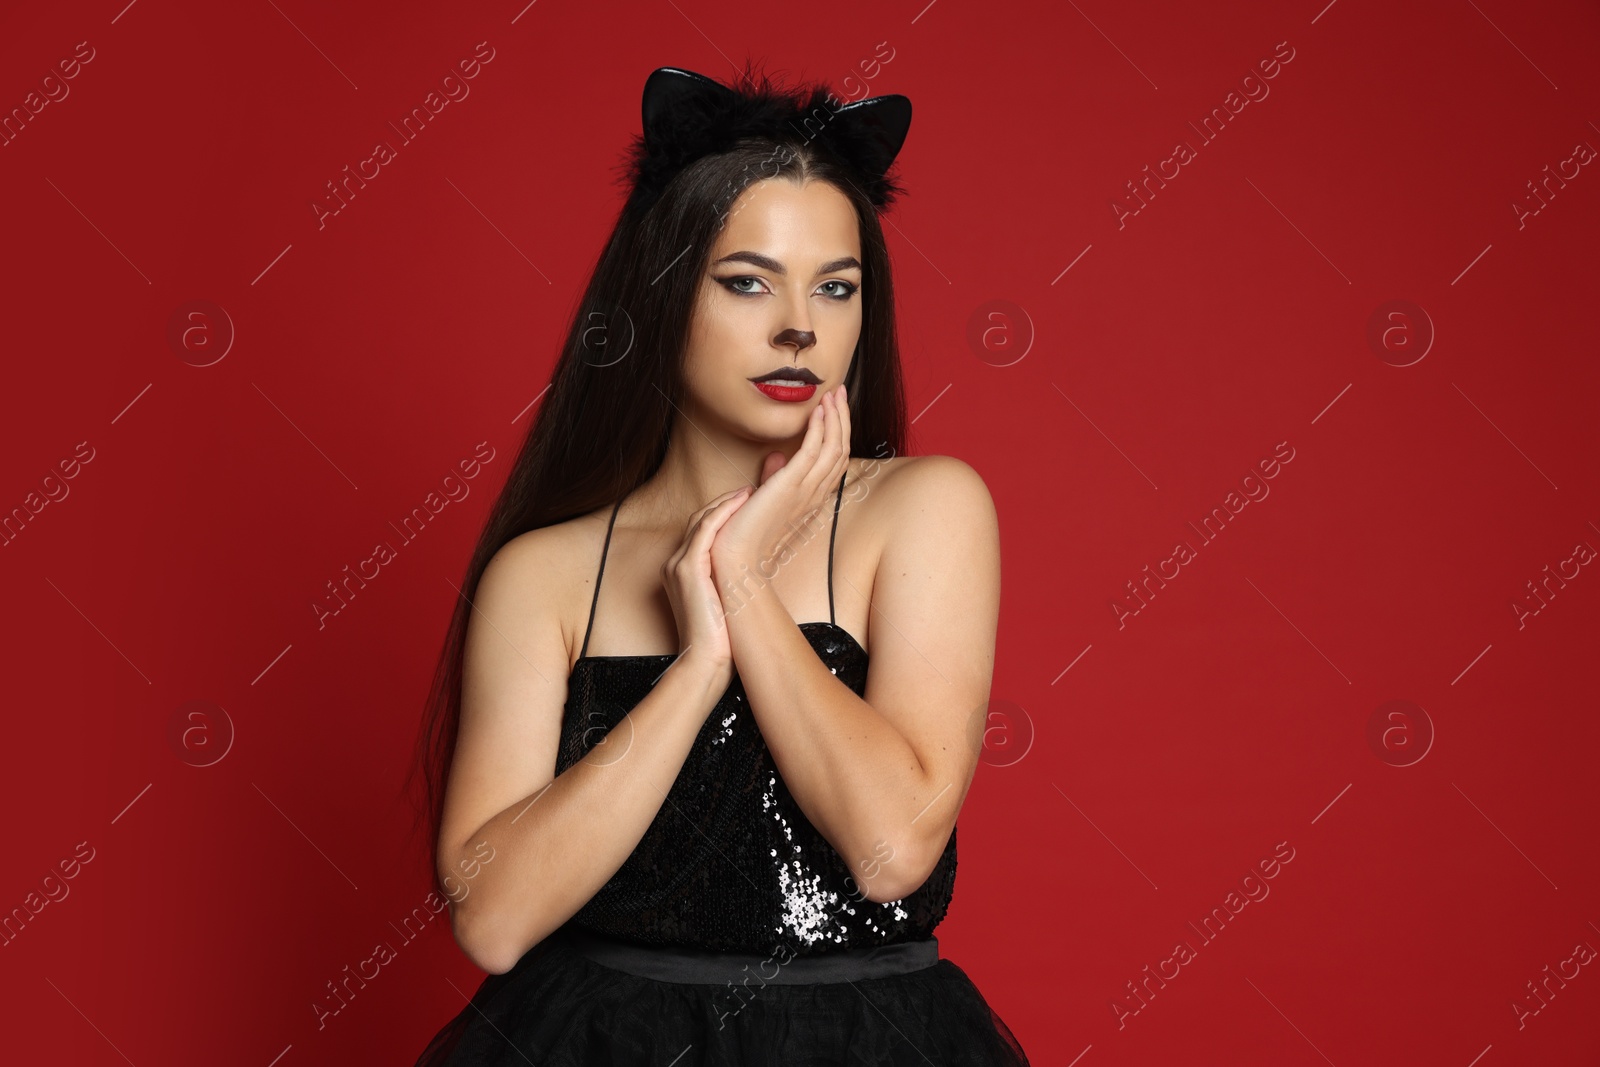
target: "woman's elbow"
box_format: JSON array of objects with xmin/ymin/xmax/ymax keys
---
[
  {"xmin": 857, "ymin": 840, "xmax": 937, "ymax": 905},
  {"xmin": 451, "ymin": 902, "xmax": 517, "ymax": 974}
]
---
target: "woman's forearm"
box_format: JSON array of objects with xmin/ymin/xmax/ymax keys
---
[
  {"xmin": 722, "ymin": 586, "xmax": 956, "ymax": 903},
  {"xmin": 447, "ymin": 652, "xmax": 729, "ymax": 973}
]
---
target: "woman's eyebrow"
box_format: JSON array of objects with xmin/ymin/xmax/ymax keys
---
[{"xmin": 711, "ymin": 252, "xmax": 863, "ymax": 275}]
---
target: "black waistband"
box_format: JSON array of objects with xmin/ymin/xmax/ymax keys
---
[{"xmin": 558, "ymin": 925, "xmax": 940, "ymax": 985}]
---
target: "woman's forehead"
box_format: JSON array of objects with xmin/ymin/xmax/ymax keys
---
[{"xmin": 714, "ymin": 179, "xmax": 861, "ymax": 262}]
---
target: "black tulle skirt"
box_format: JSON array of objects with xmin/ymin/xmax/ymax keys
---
[{"xmin": 414, "ymin": 923, "xmax": 1031, "ymax": 1065}]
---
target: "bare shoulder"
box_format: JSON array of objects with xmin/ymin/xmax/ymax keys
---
[
  {"xmin": 480, "ymin": 507, "xmax": 614, "ymax": 661},
  {"xmin": 486, "ymin": 512, "xmax": 597, "ymax": 593},
  {"xmin": 491, "ymin": 508, "xmax": 609, "ymax": 577},
  {"xmin": 854, "ymin": 453, "xmax": 997, "ymax": 538}
]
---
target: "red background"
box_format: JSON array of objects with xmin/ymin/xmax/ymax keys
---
[{"xmin": 2, "ymin": 0, "xmax": 1597, "ymax": 1063}]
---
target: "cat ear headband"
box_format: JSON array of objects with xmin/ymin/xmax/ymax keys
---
[{"xmin": 617, "ymin": 64, "xmax": 913, "ymax": 215}]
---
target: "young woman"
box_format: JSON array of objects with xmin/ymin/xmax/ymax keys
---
[{"xmin": 409, "ymin": 64, "xmax": 1029, "ymax": 1065}]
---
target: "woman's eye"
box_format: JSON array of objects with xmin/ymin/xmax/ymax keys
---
[
  {"xmin": 724, "ymin": 276, "xmax": 765, "ymax": 295},
  {"xmin": 718, "ymin": 276, "xmax": 858, "ymax": 299}
]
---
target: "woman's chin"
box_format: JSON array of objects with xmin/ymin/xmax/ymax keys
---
[{"xmin": 739, "ymin": 404, "xmax": 812, "ymax": 439}]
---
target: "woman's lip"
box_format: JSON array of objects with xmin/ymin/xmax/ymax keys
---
[{"xmin": 752, "ymin": 380, "xmax": 818, "ymax": 402}]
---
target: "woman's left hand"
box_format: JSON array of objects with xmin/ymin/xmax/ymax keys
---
[{"xmin": 710, "ymin": 383, "xmax": 851, "ymax": 586}]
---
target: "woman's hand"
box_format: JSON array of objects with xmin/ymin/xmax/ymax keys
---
[
  {"xmin": 710, "ymin": 384, "xmax": 851, "ymax": 588},
  {"xmin": 661, "ymin": 485, "xmax": 752, "ymax": 685}
]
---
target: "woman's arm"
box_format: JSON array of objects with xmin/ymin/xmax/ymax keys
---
[
  {"xmin": 436, "ymin": 528, "xmax": 730, "ymax": 974},
  {"xmin": 720, "ymin": 455, "xmax": 1001, "ymax": 903}
]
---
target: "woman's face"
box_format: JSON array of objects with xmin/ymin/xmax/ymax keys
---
[{"xmin": 682, "ymin": 176, "xmax": 863, "ymax": 441}]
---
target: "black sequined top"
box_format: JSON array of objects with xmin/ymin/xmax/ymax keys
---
[{"xmin": 553, "ymin": 470, "xmax": 958, "ymax": 957}]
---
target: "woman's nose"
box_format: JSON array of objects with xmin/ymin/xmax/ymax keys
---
[{"xmin": 774, "ymin": 327, "xmax": 816, "ymax": 352}]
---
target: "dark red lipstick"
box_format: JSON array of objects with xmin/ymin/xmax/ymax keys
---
[{"xmin": 749, "ymin": 366, "xmax": 820, "ymax": 403}]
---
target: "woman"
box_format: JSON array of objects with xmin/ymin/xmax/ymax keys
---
[{"xmin": 409, "ymin": 63, "xmax": 1029, "ymax": 1065}]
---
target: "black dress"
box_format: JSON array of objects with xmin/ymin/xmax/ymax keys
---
[{"xmin": 415, "ymin": 471, "xmax": 1030, "ymax": 1065}]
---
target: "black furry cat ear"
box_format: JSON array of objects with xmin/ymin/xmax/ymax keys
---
[
  {"xmin": 640, "ymin": 68, "xmax": 735, "ymax": 152},
  {"xmin": 829, "ymin": 93, "xmax": 912, "ymax": 184},
  {"xmin": 621, "ymin": 64, "xmax": 913, "ymax": 213}
]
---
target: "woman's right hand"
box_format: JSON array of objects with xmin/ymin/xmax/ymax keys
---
[{"xmin": 661, "ymin": 485, "xmax": 751, "ymax": 688}]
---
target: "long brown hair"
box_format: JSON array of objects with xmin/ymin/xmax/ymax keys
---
[{"xmin": 405, "ymin": 75, "xmax": 912, "ymax": 890}]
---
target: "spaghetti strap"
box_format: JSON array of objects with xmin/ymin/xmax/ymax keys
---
[
  {"xmin": 828, "ymin": 468, "xmax": 848, "ymax": 626},
  {"xmin": 580, "ymin": 495, "xmax": 625, "ymax": 660},
  {"xmin": 585, "ymin": 473, "xmax": 847, "ymax": 655}
]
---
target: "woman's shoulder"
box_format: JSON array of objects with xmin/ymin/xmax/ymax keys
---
[
  {"xmin": 855, "ymin": 453, "xmax": 993, "ymax": 514},
  {"xmin": 482, "ymin": 508, "xmax": 613, "ymax": 613},
  {"xmin": 873, "ymin": 452, "xmax": 985, "ymax": 482},
  {"xmin": 488, "ymin": 506, "xmax": 615, "ymax": 591},
  {"xmin": 850, "ymin": 453, "xmax": 996, "ymax": 546},
  {"xmin": 479, "ymin": 507, "xmax": 620, "ymax": 665}
]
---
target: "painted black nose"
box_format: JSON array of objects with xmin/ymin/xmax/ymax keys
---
[{"xmin": 775, "ymin": 328, "xmax": 816, "ymax": 352}]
